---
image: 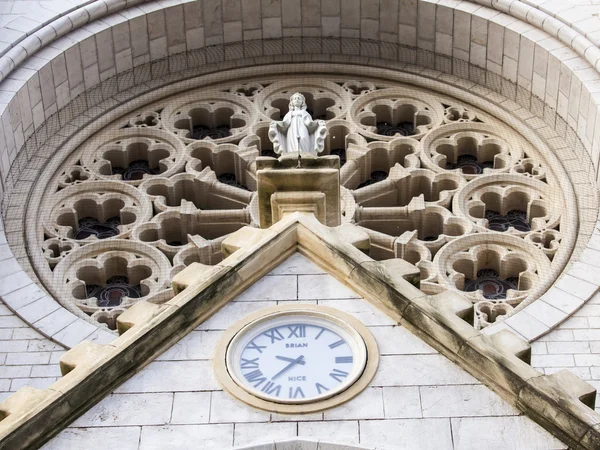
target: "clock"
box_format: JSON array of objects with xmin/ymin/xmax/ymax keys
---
[{"xmin": 215, "ymin": 304, "xmax": 378, "ymax": 412}]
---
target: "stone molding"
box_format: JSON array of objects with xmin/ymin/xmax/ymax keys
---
[
  {"xmin": 469, "ymin": 0, "xmax": 600, "ymax": 73},
  {"xmin": 0, "ymin": 0, "xmax": 151, "ymax": 82},
  {"xmin": 0, "ymin": 212, "xmax": 598, "ymax": 449},
  {"xmin": 2, "ymin": 0, "xmax": 600, "ymax": 86}
]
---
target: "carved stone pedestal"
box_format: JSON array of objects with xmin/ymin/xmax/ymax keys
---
[{"xmin": 256, "ymin": 153, "xmax": 341, "ymax": 228}]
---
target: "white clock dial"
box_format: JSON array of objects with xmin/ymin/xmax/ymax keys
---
[{"xmin": 226, "ymin": 312, "xmax": 367, "ymax": 404}]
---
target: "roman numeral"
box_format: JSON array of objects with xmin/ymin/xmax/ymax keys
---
[
  {"xmin": 287, "ymin": 325, "xmax": 306, "ymax": 338},
  {"xmin": 289, "ymin": 387, "xmax": 305, "ymax": 399},
  {"xmin": 263, "ymin": 328, "xmax": 284, "ymax": 343},
  {"xmin": 315, "ymin": 383, "xmax": 329, "ymax": 394},
  {"xmin": 244, "ymin": 369, "xmax": 267, "ymax": 387},
  {"xmin": 335, "ymin": 356, "xmax": 353, "ymax": 364},
  {"xmin": 315, "ymin": 328, "xmax": 325, "ymax": 340},
  {"xmin": 240, "ymin": 357, "xmax": 259, "ymax": 369},
  {"xmin": 329, "ymin": 368, "xmax": 349, "ymax": 382},
  {"xmin": 246, "ymin": 341, "xmax": 267, "ymax": 353},
  {"xmin": 261, "ymin": 381, "xmax": 281, "ymax": 397},
  {"xmin": 329, "ymin": 339, "xmax": 345, "ymax": 349}
]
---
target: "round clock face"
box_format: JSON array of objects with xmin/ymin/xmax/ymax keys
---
[{"xmin": 226, "ymin": 311, "xmax": 368, "ymax": 404}]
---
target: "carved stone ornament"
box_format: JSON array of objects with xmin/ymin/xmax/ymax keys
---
[
  {"xmin": 268, "ymin": 93, "xmax": 328, "ymax": 155},
  {"xmin": 24, "ymin": 76, "xmax": 576, "ymax": 332}
]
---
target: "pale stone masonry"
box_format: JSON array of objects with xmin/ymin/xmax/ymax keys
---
[
  {"xmin": 0, "ymin": 304, "xmax": 65, "ymax": 403},
  {"xmin": 533, "ymin": 288, "xmax": 600, "ymax": 414},
  {"xmin": 41, "ymin": 254, "xmax": 565, "ymax": 450},
  {"xmin": 0, "ymin": 0, "xmax": 599, "ymax": 448}
]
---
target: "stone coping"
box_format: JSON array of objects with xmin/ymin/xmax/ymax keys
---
[
  {"xmin": 0, "ymin": 212, "xmax": 598, "ymax": 449},
  {"xmin": 0, "ymin": 53, "xmax": 596, "ymax": 352},
  {"xmin": 469, "ymin": 0, "xmax": 600, "ymax": 73}
]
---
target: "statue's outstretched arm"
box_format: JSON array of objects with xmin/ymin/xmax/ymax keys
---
[
  {"xmin": 306, "ymin": 120, "xmax": 319, "ymax": 133},
  {"xmin": 270, "ymin": 120, "xmax": 285, "ymax": 131},
  {"xmin": 268, "ymin": 112, "xmax": 292, "ymax": 154},
  {"xmin": 272, "ymin": 111, "xmax": 291, "ymax": 131}
]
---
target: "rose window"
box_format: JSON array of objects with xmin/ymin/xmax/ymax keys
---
[
  {"xmin": 357, "ymin": 170, "xmax": 389, "ymax": 188},
  {"xmin": 324, "ymin": 121, "xmax": 356, "ymax": 166},
  {"xmin": 29, "ymin": 76, "xmax": 574, "ymax": 332},
  {"xmin": 175, "ymin": 106, "xmax": 235, "ymax": 140},
  {"xmin": 123, "ymin": 110, "xmax": 160, "ymax": 128},
  {"xmin": 172, "ymin": 104, "xmax": 244, "ymax": 140},
  {"xmin": 443, "ymin": 105, "xmax": 478, "ymax": 123},
  {"xmin": 484, "ymin": 210, "xmax": 529, "ymax": 232},
  {"xmin": 464, "ymin": 269, "xmax": 519, "ymax": 300}
]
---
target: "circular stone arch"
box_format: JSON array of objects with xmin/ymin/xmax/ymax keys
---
[{"xmin": 0, "ymin": 0, "xmax": 598, "ymax": 347}]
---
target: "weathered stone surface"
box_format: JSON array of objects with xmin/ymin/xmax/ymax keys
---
[
  {"xmin": 0, "ymin": 214, "xmax": 596, "ymax": 449},
  {"xmin": 59, "ymin": 341, "xmax": 112, "ymax": 376},
  {"xmin": 116, "ymin": 301, "xmax": 169, "ymax": 335},
  {"xmin": 489, "ymin": 329, "xmax": 532, "ymax": 364},
  {"xmin": 271, "ymin": 191, "xmax": 327, "ymax": 224},
  {"xmin": 0, "ymin": 387, "xmax": 49, "ymax": 421},
  {"xmin": 331, "ymin": 224, "xmax": 370, "ymax": 253},
  {"xmin": 258, "ymin": 165, "xmax": 341, "ymax": 228},
  {"xmin": 518, "ymin": 370, "xmax": 600, "ymax": 446},
  {"xmin": 171, "ymin": 262, "xmax": 225, "ymax": 295},
  {"xmin": 222, "ymin": 227, "xmax": 277, "ymax": 258}
]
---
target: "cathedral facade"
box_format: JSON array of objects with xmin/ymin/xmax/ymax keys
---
[{"xmin": 0, "ymin": 0, "xmax": 600, "ymax": 448}]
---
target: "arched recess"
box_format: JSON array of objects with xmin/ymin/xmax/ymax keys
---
[{"xmin": 0, "ymin": 0, "xmax": 597, "ymax": 347}]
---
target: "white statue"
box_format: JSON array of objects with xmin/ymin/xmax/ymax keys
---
[{"xmin": 268, "ymin": 92, "xmax": 327, "ymax": 155}]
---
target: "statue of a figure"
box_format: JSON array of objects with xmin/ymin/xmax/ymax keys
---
[{"xmin": 268, "ymin": 92, "xmax": 327, "ymax": 155}]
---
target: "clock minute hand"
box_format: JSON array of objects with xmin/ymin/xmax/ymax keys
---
[
  {"xmin": 275, "ymin": 355, "xmax": 306, "ymax": 364},
  {"xmin": 272, "ymin": 355, "xmax": 305, "ymax": 380}
]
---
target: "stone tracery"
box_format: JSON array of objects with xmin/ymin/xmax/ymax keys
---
[{"xmin": 31, "ymin": 76, "xmax": 571, "ymax": 331}]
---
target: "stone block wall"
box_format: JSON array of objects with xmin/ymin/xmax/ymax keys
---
[{"xmin": 39, "ymin": 253, "xmax": 566, "ymax": 450}]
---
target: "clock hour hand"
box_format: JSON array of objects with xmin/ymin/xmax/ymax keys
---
[
  {"xmin": 275, "ymin": 355, "xmax": 306, "ymax": 365},
  {"xmin": 272, "ymin": 355, "xmax": 305, "ymax": 380}
]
